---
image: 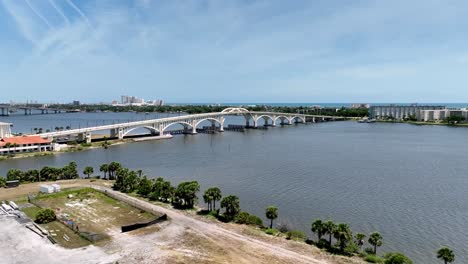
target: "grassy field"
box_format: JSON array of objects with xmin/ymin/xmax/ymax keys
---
[
  {"xmin": 23, "ymin": 188, "xmax": 156, "ymax": 247},
  {"xmin": 21, "ymin": 204, "xmax": 91, "ymax": 248}
]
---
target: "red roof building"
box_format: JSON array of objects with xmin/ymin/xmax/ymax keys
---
[{"xmin": 0, "ymin": 136, "xmax": 52, "ymax": 154}]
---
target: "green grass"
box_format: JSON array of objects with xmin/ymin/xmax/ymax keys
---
[
  {"xmin": 21, "ymin": 205, "xmax": 41, "ymax": 219},
  {"xmin": 364, "ymin": 254, "xmax": 384, "ymax": 263},
  {"xmin": 20, "ymin": 203, "xmax": 91, "ymax": 248}
]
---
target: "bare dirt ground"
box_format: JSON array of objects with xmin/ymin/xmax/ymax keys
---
[
  {"xmin": 0, "ymin": 217, "xmax": 118, "ymax": 264},
  {"xmin": 1, "ymin": 180, "xmax": 365, "ymax": 264}
]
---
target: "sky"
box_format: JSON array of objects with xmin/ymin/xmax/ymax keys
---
[{"xmin": 1, "ymin": 0, "xmax": 468, "ymax": 104}]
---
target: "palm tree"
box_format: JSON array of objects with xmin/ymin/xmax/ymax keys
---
[
  {"xmin": 33, "ymin": 128, "xmax": 38, "ymax": 134},
  {"xmin": 66, "ymin": 126, "xmax": 71, "ymax": 130},
  {"xmin": 368, "ymin": 232, "xmax": 383, "ymax": 254},
  {"xmin": 203, "ymin": 191, "xmax": 213, "ymax": 211},
  {"xmin": 355, "ymin": 233, "xmax": 366, "ymax": 249},
  {"xmin": 83, "ymin": 166, "xmax": 94, "ymax": 179},
  {"xmin": 265, "ymin": 206, "xmax": 278, "ymax": 229},
  {"xmin": 100, "ymin": 164, "xmax": 109, "ymax": 180},
  {"xmin": 437, "ymin": 247, "xmax": 455, "ymax": 264},
  {"xmin": 137, "ymin": 169, "xmax": 143, "ymax": 178},
  {"xmin": 323, "ymin": 220, "xmax": 336, "ymax": 246},
  {"xmin": 311, "ymin": 219, "xmax": 325, "ymax": 241},
  {"xmin": 333, "ymin": 223, "xmax": 352, "ymax": 252}
]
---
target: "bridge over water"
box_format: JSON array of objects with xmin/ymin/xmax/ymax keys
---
[
  {"xmin": 37, "ymin": 108, "xmax": 350, "ymax": 143},
  {"xmin": 0, "ymin": 104, "xmax": 63, "ymax": 116}
]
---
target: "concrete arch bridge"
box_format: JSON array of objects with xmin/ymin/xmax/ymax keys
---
[{"xmin": 38, "ymin": 108, "xmax": 347, "ymax": 143}]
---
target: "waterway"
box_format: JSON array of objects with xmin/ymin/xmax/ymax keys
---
[{"xmin": 1, "ymin": 112, "xmax": 468, "ymax": 263}]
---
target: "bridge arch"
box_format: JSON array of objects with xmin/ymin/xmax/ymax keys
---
[
  {"xmin": 221, "ymin": 107, "xmax": 250, "ymax": 114},
  {"xmin": 122, "ymin": 126, "xmax": 159, "ymax": 137},
  {"xmin": 255, "ymin": 115, "xmax": 275, "ymax": 124},
  {"xmin": 274, "ymin": 115, "xmax": 290, "ymax": 124},
  {"xmin": 194, "ymin": 118, "xmax": 223, "ymax": 128},
  {"xmin": 161, "ymin": 122, "xmax": 193, "ymax": 133},
  {"xmin": 291, "ymin": 116, "xmax": 306, "ymax": 123}
]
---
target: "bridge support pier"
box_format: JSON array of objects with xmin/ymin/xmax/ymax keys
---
[
  {"xmin": 78, "ymin": 132, "xmax": 92, "ymax": 143},
  {"xmin": 110, "ymin": 128, "xmax": 124, "ymax": 139}
]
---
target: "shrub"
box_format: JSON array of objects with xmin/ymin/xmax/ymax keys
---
[
  {"xmin": 316, "ymin": 238, "xmax": 330, "ymax": 249},
  {"xmin": 80, "ymin": 142, "xmax": 92, "ymax": 147},
  {"xmin": 265, "ymin": 228, "xmax": 279, "ymax": 236},
  {"xmin": 235, "ymin": 212, "xmax": 251, "ymax": 224},
  {"xmin": 344, "ymin": 241, "xmax": 360, "ymax": 255},
  {"xmin": 35, "ymin": 208, "xmax": 56, "ymax": 224},
  {"xmin": 286, "ymin": 230, "xmax": 306, "ymax": 241},
  {"xmin": 384, "ymin": 252, "xmax": 413, "ymax": 264},
  {"xmin": 0, "ymin": 177, "xmax": 5, "ymax": 188},
  {"xmin": 234, "ymin": 212, "xmax": 264, "ymax": 227},
  {"xmin": 248, "ymin": 214, "xmax": 263, "ymax": 227},
  {"xmin": 364, "ymin": 254, "xmax": 384, "ymax": 263},
  {"xmin": 365, "ymin": 247, "xmax": 376, "ymax": 255}
]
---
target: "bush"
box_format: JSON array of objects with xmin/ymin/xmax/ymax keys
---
[
  {"xmin": 80, "ymin": 142, "xmax": 92, "ymax": 147},
  {"xmin": 0, "ymin": 177, "xmax": 5, "ymax": 188},
  {"xmin": 384, "ymin": 252, "xmax": 413, "ymax": 264},
  {"xmin": 365, "ymin": 247, "xmax": 375, "ymax": 255},
  {"xmin": 344, "ymin": 241, "xmax": 360, "ymax": 255},
  {"xmin": 235, "ymin": 211, "xmax": 251, "ymax": 224},
  {"xmin": 35, "ymin": 208, "xmax": 56, "ymax": 224},
  {"xmin": 364, "ymin": 254, "xmax": 384, "ymax": 263},
  {"xmin": 235, "ymin": 212, "xmax": 264, "ymax": 227},
  {"xmin": 316, "ymin": 238, "xmax": 330, "ymax": 249},
  {"xmin": 286, "ymin": 230, "xmax": 306, "ymax": 241},
  {"xmin": 265, "ymin": 228, "xmax": 279, "ymax": 236}
]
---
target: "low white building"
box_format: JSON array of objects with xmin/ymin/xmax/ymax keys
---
[
  {"xmin": 51, "ymin": 184, "xmax": 61, "ymax": 192},
  {"xmin": 420, "ymin": 108, "xmax": 468, "ymax": 122},
  {"xmin": 39, "ymin": 185, "xmax": 55, "ymax": 194}
]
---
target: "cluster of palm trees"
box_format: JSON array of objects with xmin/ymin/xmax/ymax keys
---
[{"xmin": 311, "ymin": 219, "xmax": 382, "ymax": 255}]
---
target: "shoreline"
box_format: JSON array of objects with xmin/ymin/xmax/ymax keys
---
[
  {"xmin": 0, "ymin": 135, "xmax": 173, "ymax": 161},
  {"xmin": 2, "ymin": 180, "xmax": 364, "ymax": 264}
]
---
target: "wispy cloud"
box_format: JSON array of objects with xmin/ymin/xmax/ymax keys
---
[
  {"xmin": 65, "ymin": 0, "xmax": 93, "ymax": 29},
  {"xmin": 48, "ymin": 0, "xmax": 70, "ymax": 26},
  {"xmin": 24, "ymin": 0, "xmax": 53, "ymax": 29},
  {"xmin": 1, "ymin": 0, "xmax": 468, "ymax": 103}
]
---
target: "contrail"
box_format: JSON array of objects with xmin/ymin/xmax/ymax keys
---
[
  {"xmin": 24, "ymin": 0, "xmax": 53, "ymax": 29},
  {"xmin": 65, "ymin": 0, "xmax": 92, "ymax": 29},
  {"xmin": 48, "ymin": 0, "xmax": 70, "ymax": 26}
]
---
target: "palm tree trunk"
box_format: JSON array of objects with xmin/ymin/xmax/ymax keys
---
[
  {"xmin": 329, "ymin": 234, "xmax": 332, "ymax": 246},
  {"xmin": 374, "ymin": 245, "xmax": 377, "ymax": 254},
  {"xmin": 270, "ymin": 219, "xmax": 273, "ymax": 229}
]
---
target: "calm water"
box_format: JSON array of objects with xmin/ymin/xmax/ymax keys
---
[{"xmin": 1, "ymin": 113, "xmax": 468, "ymax": 263}]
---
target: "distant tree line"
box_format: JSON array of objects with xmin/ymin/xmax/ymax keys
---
[{"xmin": 49, "ymin": 104, "xmax": 368, "ymax": 117}]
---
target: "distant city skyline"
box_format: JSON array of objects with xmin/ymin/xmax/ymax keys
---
[{"xmin": 1, "ymin": 0, "xmax": 468, "ymax": 102}]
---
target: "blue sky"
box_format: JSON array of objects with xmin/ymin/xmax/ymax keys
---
[{"xmin": 1, "ymin": 0, "xmax": 468, "ymax": 103}]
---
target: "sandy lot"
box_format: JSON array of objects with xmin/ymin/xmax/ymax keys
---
[
  {"xmin": 0, "ymin": 217, "xmax": 118, "ymax": 264},
  {"xmin": 1, "ymin": 181, "xmax": 365, "ymax": 264}
]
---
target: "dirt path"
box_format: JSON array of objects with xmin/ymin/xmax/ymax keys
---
[
  {"xmin": 92, "ymin": 185, "xmax": 353, "ymax": 264},
  {"xmin": 2, "ymin": 181, "xmax": 363, "ymax": 264}
]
